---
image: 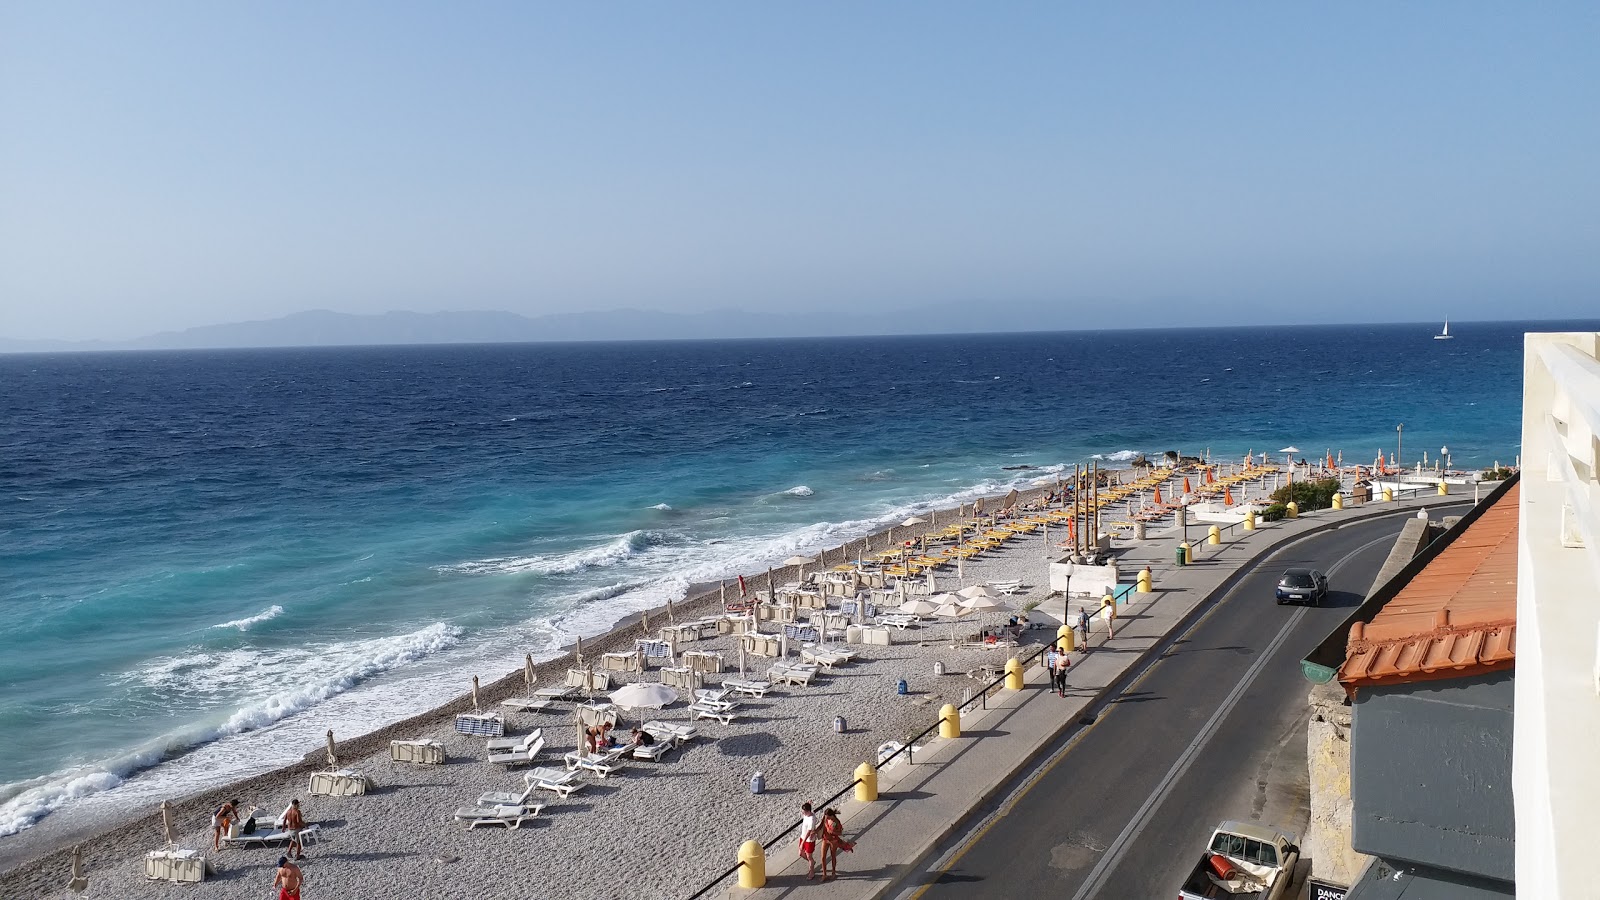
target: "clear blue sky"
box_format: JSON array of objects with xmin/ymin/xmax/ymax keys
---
[{"xmin": 2, "ymin": 2, "xmax": 1596, "ymax": 340}]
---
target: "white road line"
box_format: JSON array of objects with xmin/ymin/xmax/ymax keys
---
[{"xmin": 1068, "ymin": 530, "xmax": 1397, "ymax": 900}]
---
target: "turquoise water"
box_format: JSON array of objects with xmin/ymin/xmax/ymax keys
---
[{"xmin": 0, "ymin": 320, "xmax": 1576, "ymax": 835}]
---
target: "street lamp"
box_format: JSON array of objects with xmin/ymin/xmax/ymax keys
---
[
  {"xmin": 1396, "ymin": 424, "xmax": 1404, "ymax": 470},
  {"xmin": 1441, "ymin": 446, "xmax": 1450, "ymax": 472}
]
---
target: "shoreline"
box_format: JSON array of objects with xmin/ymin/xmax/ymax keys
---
[{"xmin": 0, "ymin": 473, "xmax": 1090, "ymax": 884}]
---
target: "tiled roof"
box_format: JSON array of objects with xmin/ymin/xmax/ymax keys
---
[{"xmin": 1339, "ymin": 482, "xmax": 1519, "ymax": 691}]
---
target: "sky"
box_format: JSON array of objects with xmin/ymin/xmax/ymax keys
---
[{"xmin": 2, "ymin": 3, "xmax": 1597, "ymax": 342}]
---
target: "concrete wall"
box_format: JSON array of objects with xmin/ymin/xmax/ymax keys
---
[
  {"xmin": 1351, "ymin": 672, "xmax": 1515, "ymax": 882},
  {"xmin": 1303, "ymin": 682, "xmax": 1368, "ymax": 885},
  {"xmin": 1047, "ymin": 560, "xmax": 1118, "ymax": 596}
]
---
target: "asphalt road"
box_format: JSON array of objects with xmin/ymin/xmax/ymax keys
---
[{"xmin": 893, "ymin": 505, "xmax": 1470, "ymax": 900}]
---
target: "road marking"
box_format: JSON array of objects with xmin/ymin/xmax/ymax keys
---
[
  {"xmin": 1067, "ymin": 531, "xmax": 1398, "ymax": 900},
  {"xmin": 899, "ymin": 518, "xmax": 1426, "ymax": 900}
]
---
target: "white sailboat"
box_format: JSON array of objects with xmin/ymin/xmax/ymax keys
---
[{"xmin": 1434, "ymin": 318, "xmax": 1454, "ymax": 340}]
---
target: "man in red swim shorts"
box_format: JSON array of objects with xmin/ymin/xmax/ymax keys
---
[{"xmin": 273, "ymin": 856, "xmax": 303, "ymax": 900}]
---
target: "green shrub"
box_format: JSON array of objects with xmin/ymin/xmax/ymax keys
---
[
  {"xmin": 1260, "ymin": 503, "xmax": 1288, "ymax": 522},
  {"xmin": 1480, "ymin": 466, "xmax": 1515, "ymax": 482},
  {"xmin": 1269, "ymin": 477, "xmax": 1343, "ymax": 511}
]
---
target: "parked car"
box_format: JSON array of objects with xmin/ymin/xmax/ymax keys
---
[
  {"xmin": 1274, "ymin": 568, "xmax": 1328, "ymax": 606},
  {"xmin": 1178, "ymin": 821, "xmax": 1300, "ymax": 900}
]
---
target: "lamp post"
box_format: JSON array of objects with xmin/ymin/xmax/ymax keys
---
[
  {"xmin": 1441, "ymin": 446, "xmax": 1450, "ymax": 473},
  {"xmin": 1396, "ymin": 424, "xmax": 1404, "ymax": 470}
]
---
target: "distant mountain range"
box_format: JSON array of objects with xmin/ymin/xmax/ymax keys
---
[{"xmin": 0, "ymin": 304, "xmax": 1100, "ymax": 353}]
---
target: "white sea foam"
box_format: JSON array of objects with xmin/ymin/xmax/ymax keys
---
[
  {"xmin": 648, "ymin": 503, "xmax": 673, "ymax": 511},
  {"xmin": 1091, "ymin": 450, "xmax": 1142, "ymax": 463},
  {"xmin": 211, "ymin": 604, "xmax": 284, "ymax": 631},
  {"xmin": 434, "ymin": 531, "xmax": 662, "ymax": 576},
  {"xmin": 2, "ymin": 622, "xmax": 463, "ymax": 834},
  {"xmin": 782, "ymin": 485, "xmax": 814, "ymax": 497}
]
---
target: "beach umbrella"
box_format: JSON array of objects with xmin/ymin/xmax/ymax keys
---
[
  {"xmin": 575, "ymin": 635, "xmax": 584, "ymax": 666},
  {"xmin": 901, "ymin": 516, "xmax": 926, "ymax": 528},
  {"xmin": 666, "ymin": 596, "xmax": 676, "ymax": 624},
  {"xmin": 1182, "ymin": 476, "xmax": 1192, "ymax": 494},
  {"xmin": 783, "ymin": 555, "xmax": 817, "ymax": 582},
  {"xmin": 1225, "ymin": 486, "xmax": 1235, "ymax": 506},
  {"xmin": 471, "ymin": 675, "xmax": 480, "ymax": 711},
  {"xmin": 325, "ymin": 730, "xmax": 338, "ymax": 769},
  {"xmin": 1152, "ymin": 485, "xmax": 1163, "ymax": 506},
  {"xmin": 524, "ymin": 653, "xmax": 537, "ymax": 689},
  {"xmin": 896, "ymin": 597, "xmax": 941, "ymax": 616},
  {"xmin": 160, "ymin": 799, "xmax": 177, "ymax": 847},
  {"xmin": 958, "ymin": 594, "xmax": 1010, "ymax": 637},
  {"xmin": 957, "ymin": 584, "xmax": 998, "ymax": 601},
  {"xmin": 609, "ymin": 682, "xmax": 677, "ymax": 726},
  {"xmin": 767, "ymin": 567, "xmax": 777, "ymax": 602},
  {"xmin": 67, "ymin": 844, "xmax": 87, "ymax": 892},
  {"xmin": 738, "ymin": 638, "xmax": 747, "ymax": 679},
  {"xmin": 926, "ymin": 570, "xmax": 936, "ymax": 595},
  {"xmin": 641, "ymin": 609, "xmax": 650, "ymax": 636},
  {"xmin": 931, "ymin": 598, "xmax": 975, "ymax": 644}
]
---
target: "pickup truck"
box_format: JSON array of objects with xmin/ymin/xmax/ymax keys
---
[{"xmin": 1177, "ymin": 821, "xmax": 1300, "ymax": 900}]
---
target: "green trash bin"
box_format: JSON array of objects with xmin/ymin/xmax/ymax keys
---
[{"xmin": 1175, "ymin": 543, "xmax": 1189, "ymax": 566}]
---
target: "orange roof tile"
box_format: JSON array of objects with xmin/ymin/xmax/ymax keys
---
[{"xmin": 1339, "ymin": 482, "xmax": 1519, "ymax": 691}]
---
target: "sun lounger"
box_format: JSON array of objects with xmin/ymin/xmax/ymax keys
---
[
  {"xmin": 390, "ymin": 739, "xmax": 445, "ymax": 764},
  {"xmin": 488, "ymin": 736, "xmax": 545, "ymax": 767},
  {"xmin": 222, "ymin": 823, "xmax": 322, "ymax": 849},
  {"xmin": 453, "ymin": 804, "xmax": 541, "ymax": 829},
  {"xmin": 689, "ymin": 694, "xmax": 737, "ymax": 712},
  {"xmin": 307, "ymin": 769, "xmax": 369, "ymax": 797},
  {"xmin": 527, "ymin": 766, "xmax": 585, "ymax": 799},
  {"xmin": 145, "ymin": 848, "xmax": 205, "ymax": 883},
  {"xmin": 642, "ymin": 720, "xmax": 699, "ymax": 745},
  {"xmin": 454, "ymin": 712, "xmax": 505, "ymax": 737},
  {"xmin": 533, "ymin": 684, "xmax": 578, "ymax": 701},
  {"xmin": 721, "ymin": 679, "xmax": 771, "ymax": 698},
  {"xmin": 694, "ymin": 688, "xmax": 730, "ymax": 704},
  {"xmin": 477, "ymin": 783, "xmax": 538, "ymax": 807},
  {"xmin": 878, "ymin": 613, "xmax": 921, "ymax": 630},
  {"xmin": 800, "ymin": 648, "xmax": 849, "ymax": 670},
  {"xmin": 567, "ymin": 752, "xmax": 629, "ymax": 778},
  {"xmin": 485, "ymin": 729, "xmax": 542, "ymax": 752},
  {"xmin": 502, "ymin": 697, "xmax": 556, "ymax": 713},
  {"xmin": 688, "ymin": 701, "xmax": 740, "ymax": 724},
  {"xmin": 767, "ymin": 663, "xmax": 818, "ymax": 686},
  {"xmin": 630, "ymin": 740, "xmax": 674, "ymax": 761}
]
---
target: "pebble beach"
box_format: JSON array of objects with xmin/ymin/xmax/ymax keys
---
[{"xmin": 3, "ymin": 490, "xmax": 1090, "ymax": 900}]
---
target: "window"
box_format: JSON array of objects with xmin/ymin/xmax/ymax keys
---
[{"xmin": 1208, "ymin": 833, "xmax": 1278, "ymax": 867}]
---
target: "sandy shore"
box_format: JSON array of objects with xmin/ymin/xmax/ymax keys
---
[{"xmin": 1, "ymin": 475, "xmax": 1144, "ymax": 900}]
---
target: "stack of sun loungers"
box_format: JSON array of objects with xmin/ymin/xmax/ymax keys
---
[
  {"xmin": 767, "ymin": 661, "xmax": 819, "ymax": 686},
  {"xmin": 562, "ymin": 744, "xmax": 631, "ymax": 777},
  {"xmin": 525, "ymin": 766, "xmax": 585, "ymax": 799},
  {"xmin": 486, "ymin": 734, "xmax": 546, "ymax": 767},
  {"xmin": 687, "ymin": 698, "xmax": 741, "ymax": 724},
  {"xmin": 720, "ymin": 678, "xmax": 771, "ymax": 698},
  {"xmin": 642, "ymin": 720, "xmax": 699, "ymax": 746}
]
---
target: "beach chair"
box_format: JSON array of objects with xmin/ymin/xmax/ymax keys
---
[
  {"xmin": 221, "ymin": 824, "xmax": 322, "ymax": 850},
  {"xmin": 878, "ymin": 613, "xmax": 920, "ymax": 630},
  {"xmin": 689, "ymin": 693, "xmax": 737, "ymax": 712},
  {"xmin": 688, "ymin": 701, "xmax": 740, "ymax": 724},
  {"xmin": 642, "ymin": 720, "xmax": 699, "ymax": 746},
  {"xmin": 389, "ymin": 739, "xmax": 445, "ymax": 764},
  {"xmin": 502, "ymin": 696, "xmax": 556, "ymax": 713},
  {"xmin": 532, "ymin": 684, "xmax": 578, "ymax": 701},
  {"xmin": 693, "ymin": 688, "xmax": 731, "ymax": 704},
  {"xmin": 800, "ymin": 648, "xmax": 848, "ymax": 670},
  {"xmin": 484, "ymin": 728, "xmax": 542, "ymax": 753},
  {"xmin": 630, "ymin": 740, "xmax": 674, "ymax": 761},
  {"xmin": 527, "ymin": 766, "xmax": 585, "ymax": 799},
  {"xmin": 568, "ymin": 752, "xmax": 629, "ymax": 778},
  {"xmin": 488, "ymin": 736, "xmax": 545, "ymax": 767},
  {"xmin": 476, "ymin": 782, "xmax": 538, "ymax": 807},
  {"xmin": 453, "ymin": 804, "xmax": 541, "ymax": 829},
  {"xmin": 721, "ymin": 679, "xmax": 771, "ymax": 698}
]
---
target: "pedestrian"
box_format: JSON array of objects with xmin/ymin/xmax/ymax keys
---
[
  {"xmin": 281, "ymin": 798, "xmax": 307, "ymax": 860},
  {"xmin": 798, "ymin": 801, "xmax": 818, "ymax": 879},
  {"xmin": 819, "ymin": 807, "xmax": 854, "ymax": 880},
  {"xmin": 211, "ymin": 798, "xmax": 239, "ymax": 850},
  {"xmin": 1053, "ymin": 644, "xmax": 1072, "ymax": 697},
  {"xmin": 1077, "ymin": 607, "xmax": 1091, "ymax": 646},
  {"xmin": 1043, "ymin": 643, "xmax": 1060, "ymax": 686},
  {"xmin": 273, "ymin": 855, "xmax": 304, "ymax": 900}
]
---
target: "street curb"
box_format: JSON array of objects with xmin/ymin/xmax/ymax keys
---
[{"xmin": 859, "ymin": 496, "xmax": 1464, "ymax": 900}]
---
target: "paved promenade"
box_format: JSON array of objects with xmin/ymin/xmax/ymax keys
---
[{"xmin": 717, "ymin": 493, "xmax": 1463, "ymax": 900}]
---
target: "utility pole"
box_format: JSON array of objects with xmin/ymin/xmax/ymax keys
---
[{"xmin": 1396, "ymin": 423, "xmax": 1404, "ymax": 470}]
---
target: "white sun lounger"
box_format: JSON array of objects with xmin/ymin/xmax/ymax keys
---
[
  {"xmin": 502, "ymin": 697, "xmax": 556, "ymax": 713},
  {"xmin": 721, "ymin": 679, "xmax": 771, "ymax": 698},
  {"xmin": 453, "ymin": 804, "xmax": 542, "ymax": 829},
  {"xmin": 476, "ymin": 783, "xmax": 538, "ymax": 807},
  {"xmin": 485, "ymin": 729, "xmax": 542, "ymax": 752},
  {"xmin": 221, "ymin": 823, "xmax": 321, "ymax": 849},
  {"xmin": 527, "ymin": 766, "xmax": 585, "ymax": 799},
  {"xmin": 694, "ymin": 688, "xmax": 731, "ymax": 704},
  {"xmin": 488, "ymin": 736, "xmax": 545, "ymax": 767},
  {"xmin": 533, "ymin": 684, "xmax": 578, "ymax": 700},
  {"xmin": 630, "ymin": 740, "xmax": 674, "ymax": 761},
  {"xmin": 767, "ymin": 663, "xmax": 819, "ymax": 686},
  {"xmin": 688, "ymin": 701, "xmax": 740, "ymax": 724},
  {"xmin": 878, "ymin": 613, "xmax": 922, "ymax": 630},
  {"xmin": 689, "ymin": 694, "xmax": 737, "ymax": 712},
  {"xmin": 568, "ymin": 752, "xmax": 628, "ymax": 778},
  {"xmin": 800, "ymin": 648, "xmax": 849, "ymax": 670},
  {"xmin": 641, "ymin": 721, "xmax": 698, "ymax": 745}
]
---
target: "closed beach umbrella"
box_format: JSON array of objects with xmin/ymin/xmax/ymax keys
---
[
  {"xmin": 325, "ymin": 730, "xmax": 338, "ymax": 769},
  {"xmin": 68, "ymin": 844, "xmax": 87, "ymax": 892},
  {"xmin": 471, "ymin": 675, "xmax": 480, "ymax": 711},
  {"xmin": 1182, "ymin": 476, "xmax": 1192, "ymax": 494},
  {"xmin": 641, "ymin": 609, "xmax": 650, "ymax": 636},
  {"xmin": 575, "ymin": 635, "xmax": 584, "ymax": 666},
  {"xmin": 1225, "ymin": 486, "xmax": 1235, "ymax": 506},
  {"xmin": 1152, "ymin": 485, "xmax": 1163, "ymax": 506},
  {"xmin": 666, "ymin": 597, "xmax": 676, "ymax": 624},
  {"xmin": 525, "ymin": 653, "xmax": 536, "ymax": 688},
  {"xmin": 160, "ymin": 799, "xmax": 177, "ymax": 847}
]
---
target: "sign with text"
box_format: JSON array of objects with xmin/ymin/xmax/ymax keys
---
[{"xmin": 1306, "ymin": 877, "xmax": 1348, "ymax": 900}]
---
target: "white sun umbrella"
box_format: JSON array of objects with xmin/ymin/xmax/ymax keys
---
[
  {"xmin": 325, "ymin": 730, "xmax": 339, "ymax": 769},
  {"xmin": 68, "ymin": 844, "xmax": 88, "ymax": 892},
  {"xmin": 958, "ymin": 593, "xmax": 1011, "ymax": 638},
  {"xmin": 471, "ymin": 675, "xmax": 480, "ymax": 711},
  {"xmin": 159, "ymin": 799, "xmax": 177, "ymax": 847},
  {"xmin": 609, "ymin": 682, "xmax": 678, "ymax": 727},
  {"xmin": 896, "ymin": 597, "xmax": 942, "ymax": 617},
  {"xmin": 956, "ymin": 584, "xmax": 998, "ymax": 601},
  {"xmin": 931, "ymin": 596, "xmax": 975, "ymax": 645},
  {"xmin": 782, "ymin": 555, "xmax": 817, "ymax": 582},
  {"xmin": 901, "ymin": 516, "xmax": 926, "ymax": 528},
  {"xmin": 524, "ymin": 654, "xmax": 537, "ymax": 689}
]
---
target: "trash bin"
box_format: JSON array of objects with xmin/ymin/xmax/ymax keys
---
[
  {"xmin": 933, "ymin": 660, "xmax": 946, "ymax": 676},
  {"xmin": 1175, "ymin": 543, "xmax": 1189, "ymax": 566},
  {"xmin": 833, "ymin": 716, "xmax": 846, "ymax": 734},
  {"xmin": 750, "ymin": 771, "xmax": 766, "ymax": 794},
  {"xmin": 896, "ymin": 678, "xmax": 909, "ymax": 695}
]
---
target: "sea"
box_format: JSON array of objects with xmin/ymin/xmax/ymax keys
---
[{"xmin": 0, "ymin": 319, "xmax": 1584, "ymax": 840}]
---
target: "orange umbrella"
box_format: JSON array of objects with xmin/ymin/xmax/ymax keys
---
[
  {"xmin": 1153, "ymin": 486, "xmax": 1163, "ymax": 506},
  {"xmin": 1326, "ymin": 451, "xmax": 1334, "ymax": 471},
  {"xmin": 1206, "ymin": 468, "xmax": 1215, "ymax": 484},
  {"xmin": 1182, "ymin": 476, "xmax": 1192, "ymax": 494},
  {"xmin": 1224, "ymin": 486, "xmax": 1234, "ymax": 506}
]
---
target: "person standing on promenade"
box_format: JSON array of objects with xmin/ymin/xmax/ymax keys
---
[
  {"xmin": 1052, "ymin": 646, "xmax": 1071, "ymax": 697},
  {"xmin": 1077, "ymin": 607, "xmax": 1091, "ymax": 647},
  {"xmin": 281, "ymin": 798, "xmax": 307, "ymax": 860},
  {"xmin": 1043, "ymin": 643, "xmax": 1060, "ymax": 691},
  {"xmin": 273, "ymin": 855, "xmax": 304, "ymax": 900},
  {"xmin": 210, "ymin": 798, "xmax": 239, "ymax": 850},
  {"xmin": 819, "ymin": 808, "xmax": 853, "ymax": 881},
  {"xmin": 799, "ymin": 801, "xmax": 818, "ymax": 879}
]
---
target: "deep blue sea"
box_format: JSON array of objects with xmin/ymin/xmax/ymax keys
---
[{"xmin": 0, "ymin": 320, "xmax": 1583, "ymax": 836}]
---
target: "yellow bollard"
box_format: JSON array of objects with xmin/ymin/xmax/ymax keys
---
[
  {"xmin": 1003, "ymin": 658, "xmax": 1023, "ymax": 692},
  {"xmin": 939, "ymin": 702, "xmax": 962, "ymax": 738},
  {"xmin": 1207, "ymin": 525, "xmax": 1221, "ymax": 545},
  {"xmin": 1286, "ymin": 500, "xmax": 1299, "ymax": 518},
  {"xmin": 1438, "ymin": 480, "xmax": 1448, "ymax": 496},
  {"xmin": 1332, "ymin": 492, "xmax": 1344, "ymax": 510},
  {"xmin": 1056, "ymin": 624, "xmax": 1075, "ymax": 653},
  {"xmin": 1244, "ymin": 509, "xmax": 1256, "ymax": 530},
  {"xmin": 1137, "ymin": 566, "xmax": 1152, "ymax": 593},
  {"xmin": 1383, "ymin": 487, "xmax": 1394, "ymax": 502},
  {"xmin": 737, "ymin": 839, "xmax": 766, "ymax": 888},
  {"xmin": 855, "ymin": 761, "xmax": 878, "ymax": 802}
]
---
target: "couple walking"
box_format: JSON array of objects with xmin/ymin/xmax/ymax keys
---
[
  {"xmin": 1043, "ymin": 642, "xmax": 1072, "ymax": 696},
  {"xmin": 798, "ymin": 802, "xmax": 853, "ymax": 881}
]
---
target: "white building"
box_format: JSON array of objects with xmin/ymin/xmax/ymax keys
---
[{"xmin": 1515, "ymin": 331, "xmax": 1600, "ymax": 898}]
